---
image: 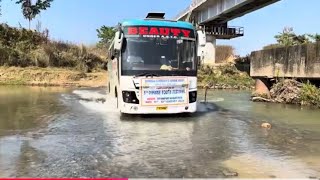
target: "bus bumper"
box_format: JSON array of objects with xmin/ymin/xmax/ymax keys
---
[{"xmin": 120, "ymin": 102, "xmax": 197, "ymax": 114}]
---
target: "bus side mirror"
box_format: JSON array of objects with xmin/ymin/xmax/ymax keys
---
[
  {"xmin": 108, "ymin": 50, "xmax": 113, "ymax": 60},
  {"xmin": 114, "ymin": 31, "xmax": 123, "ymax": 51}
]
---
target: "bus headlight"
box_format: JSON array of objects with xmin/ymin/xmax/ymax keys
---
[
  {"xmin": 189, "ymin": 91, "xmax": 197, "ymax": 103},
  {"xmin": 122, "ymin": 91, "xmax": 139, "ymax": 104}
]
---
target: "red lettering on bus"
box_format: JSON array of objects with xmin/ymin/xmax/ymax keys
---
[
  {"xmin": 128, "ymin": 27, "xmax": 138, "ymax": 35},
  {"xmin": 181, "ymin": 29, "xmax": 191, "ymax": 37},
  {"xmin": 127, "ymin": 27, "xmax": 193, "ymax": 38},
  {"xmin": 139, "ymin": 27, "xmax": 148, "ymax": 35},
  {"xmin": 149, "ymin": 27, "xmax": 159, "ymax": 35},
  {"xmin": 159, "ymin": 28, "xmax": 170, "ymax": 36},
  {"xmin": 171, "ymin": 28, "xmax": 181, "ymax": 36}
]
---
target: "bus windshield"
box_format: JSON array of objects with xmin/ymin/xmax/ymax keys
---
[{"xmin": 121, "ymin": 37, "xmax": 197, "ymax": 76}]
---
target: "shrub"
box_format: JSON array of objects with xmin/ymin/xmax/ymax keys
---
[
  {"xmin": 300, "ymin": 82, "xmax": 320, "ymax": 107},
  {"xmin": 263, "ymin": 44, "xmax": 285, "ymax": 50},
  {"xmin": 198, "ymin": 64, "xmax": 254, "ymax": 89}
]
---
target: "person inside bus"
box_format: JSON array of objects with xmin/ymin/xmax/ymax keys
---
[
  {"xmin": 160, "ymin": 56, "xmax": 174, "ymax": 71},
  {"xmin": 160, "ymin": 56, "xmax": 192, "ymax": 71}
]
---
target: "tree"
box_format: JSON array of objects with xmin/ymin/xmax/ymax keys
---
[
  {"xmin": 274, "ymin": 27, "xmax": 297, "ymax": 46},
  {"xmin": 308, "ymin": 33, "xmax": 320, "ymax": 42},
  {"xmin": 96, "ymin": 26, "xmax": 116, "ymax": 48},
  {"xmin": 294, "ymin": 34, "xmax": 311, "ymax": 44},
  {"xmin": 275, "ymin": 27, "xmax": 312, "ymax": 46},
  {"xmin": 15, "ymin": 0, "xmax": 54, "ymax": 29}
]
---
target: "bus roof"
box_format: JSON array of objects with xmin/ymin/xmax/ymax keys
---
[{"xmin": 121, "ymin": 19, "xmax": 195, "ymax": 30}]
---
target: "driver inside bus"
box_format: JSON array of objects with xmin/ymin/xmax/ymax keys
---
[
  {"xmin": 160, "ymin": 56, "xmax": 175, "ymax": 71},
  {"xmin": 160, "ymin": 57, "xmax": 192, "ymax": 71}
]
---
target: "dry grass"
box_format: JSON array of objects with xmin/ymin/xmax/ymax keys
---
[
  {"xmin": 215, "ymin": 45, "xmax": 235, "ymax": 63},
  {"xmin": 0, "ymin": 24, "xmax": 107, "ymax": 72},
  {"xmin": 0, "ymin": 66, "xmax": 107, "ymax": 87}
]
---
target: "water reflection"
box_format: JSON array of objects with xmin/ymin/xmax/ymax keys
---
[
  {"xmin": 15, "ymin": 140, "xmax": 47, "ymax": 177},
  {"xmin": 0, "ymin": 86, "xmax": 69, "ymax": 135},
  {"xmin": 202, "ymin": 90, "xmax": 320, "ymax": 131}
]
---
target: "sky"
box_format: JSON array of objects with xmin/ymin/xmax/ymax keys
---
[{"xmin": 1, "ymin": 0, "xmax": 319, "ymax": 55}]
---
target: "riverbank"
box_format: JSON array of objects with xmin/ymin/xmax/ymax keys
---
[
  {"xmin": 0, "ymin": 67, "xmax": 107, "ymax": 87},
  {"xmin": 252, "ymin": 79, "xmax": 320, "ymax": 108},
  {"xmin": 198, "ymin": 64, "xmax": 255, "ymax": 89},
  {"xmin": 0, "ymin": 24, "xmax": 107, "ymax": 72},
  {"xmin": 1, "ymin": 64, "xmax": 255, "ymax": 89}
]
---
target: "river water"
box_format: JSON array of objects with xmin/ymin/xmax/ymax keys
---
[{"xmin": 0, "ymin": 86, "xmax": 319, "ymax": 178}]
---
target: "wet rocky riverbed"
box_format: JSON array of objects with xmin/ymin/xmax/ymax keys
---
[{"xmin": 0, "ymin": 86, "xmax": 319, "ymax": 178}]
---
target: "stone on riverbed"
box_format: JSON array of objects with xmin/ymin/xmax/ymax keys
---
[
  {"xmin": 261, "ymin": 123, "xmax": 272, "ymax": 129},
  {"xmin": 222, "ymin": 170, "xmax": 239, "ymax": 177}
]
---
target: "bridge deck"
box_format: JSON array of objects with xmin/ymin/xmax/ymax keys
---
[{"xmin": 176, "ymin": 0, "xmax": 280, "ymax": 25}]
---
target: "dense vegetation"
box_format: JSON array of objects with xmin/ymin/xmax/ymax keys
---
[
  {"xmin": 198, "ymin": 64, "xmax": 254, "ymax": 89},
  {"xmin": 0, "ymin": 0, "xmax": 109, "ymax": 73},
  {"xmin": 300, "ymin": 82, "xmax": 320, "ymax": 108},
  {"xmin": 263, "ymin": 27, "xmax": 320, "ymax": 49},
  {"xmin": 0, "ymin": 24, "xmax": 107, "ymax": 72}
]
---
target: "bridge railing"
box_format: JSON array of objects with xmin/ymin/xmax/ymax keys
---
[{"xmin": 205, "ymin": 26, "xmax": 244, "ymax": 39}]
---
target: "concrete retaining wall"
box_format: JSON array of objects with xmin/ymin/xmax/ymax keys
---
[{"xmin": 250, "ymin": 42, "xmax": 320, "ymax": 79}]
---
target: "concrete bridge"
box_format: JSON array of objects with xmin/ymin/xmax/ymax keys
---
[{"xmin": 175, "ymin": 0, "xmax": 280, "ymax": 65}]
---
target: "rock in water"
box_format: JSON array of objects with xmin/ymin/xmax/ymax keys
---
[
  {"xmin": 222, "ymin": 170, "xmax": 239, "ymax": 177},
  {"xmin": 261, "ymin": 122, "xmax": 272, "ymax": 129}
]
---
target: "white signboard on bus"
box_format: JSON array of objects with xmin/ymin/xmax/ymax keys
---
[{"xmin": 140, "ymin": 78, "xmax": 188, "ymax": 106}]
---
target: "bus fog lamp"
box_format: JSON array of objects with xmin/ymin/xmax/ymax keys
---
[{"xmin": 122, "ymin": 91, "xmax": 139, "ymax": 104}]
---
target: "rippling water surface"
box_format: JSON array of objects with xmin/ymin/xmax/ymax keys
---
[{"xmin": 0, "ymin": 87, "xmax": 319, "ymax": 178}]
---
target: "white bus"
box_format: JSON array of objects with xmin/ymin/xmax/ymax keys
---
[{"xmin": 107, "ymin": 13, "xmax": 205, "ymax": 114}]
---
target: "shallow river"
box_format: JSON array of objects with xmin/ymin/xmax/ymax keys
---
[{"xmin": 0, "ymin": 86, "xmax": 319, "ymax": 178}]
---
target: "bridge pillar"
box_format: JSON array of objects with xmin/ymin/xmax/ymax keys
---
[{"xmin": 203, "ymin": 35, "xmax": 216, "ymax": 65}]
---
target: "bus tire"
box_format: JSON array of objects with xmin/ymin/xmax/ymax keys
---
[
  {"xmin": 120, "ymin": 113, "xmax": 131, "ymax": 121},
  {"xmin": 120, "ymin": 112, "xmax": 126, "ymax": 119}
]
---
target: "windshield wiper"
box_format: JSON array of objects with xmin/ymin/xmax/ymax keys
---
[{"xmin": 134, "ymin": 72, "xmax": 159, "ymax": 78}]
